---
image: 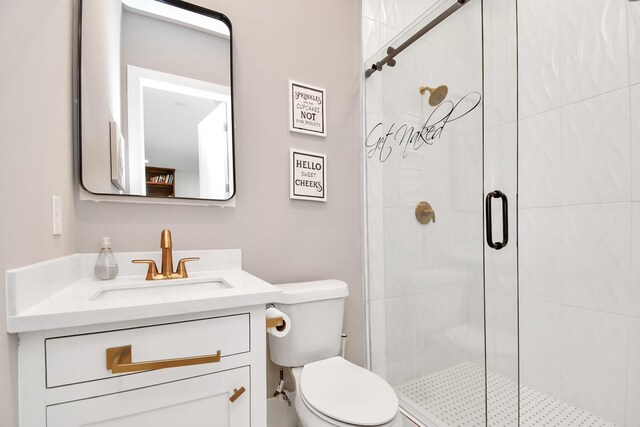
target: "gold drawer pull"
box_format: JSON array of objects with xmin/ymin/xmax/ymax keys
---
[
  {"xmin": 229, "ymin": 386, "xmax": 246, "ymax": 403},
  {"xmin": 106, "ymin": 345, "xmax": 222, "ymax": 374},
  {"xmin": 266, "ymin": 316, "xmax": 284, "ymax": 329}
]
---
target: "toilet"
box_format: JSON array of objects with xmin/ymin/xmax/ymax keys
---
[{"xmin": 269, "ymin": 280, "xmax": 402, "ymax": 427}]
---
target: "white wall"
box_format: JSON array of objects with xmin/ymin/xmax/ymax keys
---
[
  {"xmin": 518, "ymin": 0, "xmax": 640, "ymax": 425},
  {"xmin": 0, "ymin": 1, "xmax": 78, "ymax": 424},
  {"xmin": 81, "ymin": 0, "xmax": 122, "ymax": 193},
  {"xmin": 174, "ymin": 170, "xmax": 200, "ymax": 198},
  {"xmin": 121, "ymin": 10, "xmax": 230, "ymax": 86},
  {"xmin": 0, "ymin": 1, "xmax": 363, "ymax": 426}
]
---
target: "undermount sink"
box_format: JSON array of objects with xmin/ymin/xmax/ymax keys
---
[{"xmin": 90, "ymin": 278, "xmax": 231, "ymax": 302}]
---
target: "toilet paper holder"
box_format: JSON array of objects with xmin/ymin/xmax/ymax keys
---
[
  {"xmin": 266, "ymin": 316, "xmax": 285, "ymax": 329},
  {"xmin": 265, "ymin": 304, "xmax": 285, "ymax": 330}
]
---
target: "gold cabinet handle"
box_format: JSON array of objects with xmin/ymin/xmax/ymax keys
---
[
  {"xmin": 106, "ymin": 345, "xmax": 222, "ymax": 374},
  {"xmin": 229, "ymin": 386, "xmax": 246, "ymax": 403}
]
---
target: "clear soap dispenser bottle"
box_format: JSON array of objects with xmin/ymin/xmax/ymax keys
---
[{"xmin": 94, "ymin": 237, "xmax": 118, "ymax": 280}]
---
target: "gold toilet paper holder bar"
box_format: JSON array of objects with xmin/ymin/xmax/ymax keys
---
[{"xmin": 266, "ymin": 317, "xmax": 285, "ymax": 329}]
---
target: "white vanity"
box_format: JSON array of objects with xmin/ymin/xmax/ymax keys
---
[{"xmin": 6, "ymin": 249, "xmax": 281, "ymax": 426}]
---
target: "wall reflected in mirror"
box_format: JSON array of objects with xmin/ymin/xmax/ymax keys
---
[{"xmin": 78, "ymin": 0, "xmax": 234, "ymax": 200}]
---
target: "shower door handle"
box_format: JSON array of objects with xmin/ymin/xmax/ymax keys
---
[{"xmin": 485, "ymin": 190, "xmax": 508, "ymax": 250}]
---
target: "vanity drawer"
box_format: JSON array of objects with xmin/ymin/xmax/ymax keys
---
[{"xmin": 45, "ymin": 314, "xmax": 250, "ymax": 388}]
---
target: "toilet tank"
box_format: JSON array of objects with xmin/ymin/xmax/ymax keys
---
[{"xmin": 269, "ymin": 280, "xmax": 349, "ymax": 367}]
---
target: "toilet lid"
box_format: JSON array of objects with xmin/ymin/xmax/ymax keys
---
[{"xmin": 300, "ymin": 357, "xmax": 398, "ymax": 426}]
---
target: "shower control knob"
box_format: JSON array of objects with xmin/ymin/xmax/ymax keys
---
[{"xmin": 415, "ymin": 201, "xmax": 436, "ymax": 225}]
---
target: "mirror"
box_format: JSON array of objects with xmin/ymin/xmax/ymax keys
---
[{"xmin": 76, "ymin": 0, "xmax": 234, "ymax": 201}]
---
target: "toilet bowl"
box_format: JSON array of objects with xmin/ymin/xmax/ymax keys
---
[
  {"xmin": 268, "ymin": 280, "xmax": 401, "ymax": 427},
  {"xmin": 291, "ymin": 357, "xmax": 402, "ymax": 427}
]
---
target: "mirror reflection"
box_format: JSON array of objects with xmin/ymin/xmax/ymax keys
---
[{"xmin": 79, "ymin": 0, "xmax": 234, "ymax": 200}]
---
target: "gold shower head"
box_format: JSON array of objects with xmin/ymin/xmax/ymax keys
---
[{"xmin": 419, "ymin": 85, "xmax": 449, "ymax": 106}]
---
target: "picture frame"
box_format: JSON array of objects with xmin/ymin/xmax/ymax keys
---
[
  {"xmin": 290, "ymin": 149, "xmax": 327, "ymax": 202},
  {"xmin": 289, "ymin": 80, "xmax": 326, "ymax": 137}
]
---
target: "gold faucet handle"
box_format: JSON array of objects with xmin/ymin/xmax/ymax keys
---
[
  {"xmin": 132, "ymin": 259, "xmax": 159, "ymax": 280},
  {"xmin": 176, "ymin": 257, "xmax": 200, "ymax": 278}
]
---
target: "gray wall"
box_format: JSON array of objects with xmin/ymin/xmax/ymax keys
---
[
  {"xmin": 121, "ymin": 10, "xmax": 230, "ymax": 86},
  {"xmin": 0, "ymin": 0, "xmax": 363, "ymax": 425}
]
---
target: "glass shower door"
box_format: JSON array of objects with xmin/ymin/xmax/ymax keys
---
[{"xmin": 364, "ymin": 0, "xmax": 489, "ymax": 425}]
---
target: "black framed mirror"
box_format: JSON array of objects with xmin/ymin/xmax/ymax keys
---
[{"xmin": 74, "ymin": 0, "xmax": 235, "ymax": 201}]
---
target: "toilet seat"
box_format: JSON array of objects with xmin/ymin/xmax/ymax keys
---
[{"xmin": 299, "ymin": 357, "xmax": 399, "ymax": 426}]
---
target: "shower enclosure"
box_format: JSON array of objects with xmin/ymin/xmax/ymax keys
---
[{"xmin": 364, "ymin": 0, "xmax": 639, "ymax": 426}]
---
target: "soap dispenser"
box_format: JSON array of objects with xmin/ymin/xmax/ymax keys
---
[{"xmin": 94, "ymin": 237, "xmax": 119, "ymax": 280}]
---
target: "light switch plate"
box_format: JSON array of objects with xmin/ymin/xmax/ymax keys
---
[{"xmin": 52, "ymin": 196, "xmax": 62, "ymax": 235}]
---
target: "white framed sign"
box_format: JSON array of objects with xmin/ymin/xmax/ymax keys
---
[
  {"xmin": 289, "ymin": 80, "xmax": 326, "ymax": 137},
  {"xmin": 290, "ymin": 149, "xmax": 327, "ymax": 202}
]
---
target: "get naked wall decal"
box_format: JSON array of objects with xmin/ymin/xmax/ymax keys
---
[{"xmin": 365, "ymin": 91, "xmax": 482, "ymax": 162}]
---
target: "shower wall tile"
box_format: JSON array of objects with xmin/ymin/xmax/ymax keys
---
[
  {"xmin": 363, "ymin": 17, "xmax": 382, "ymax": 63},
  {"xmin": 385, "ymin": 288, "xmax": 471, "ymax": 384},
  {"xmin": 384, "ymin": 293, "xmax": 421, "ymax": 385},
  {"xmin": 519, "ymin": 298, "xmax": 563, "ymax": 399},
  {"xmin": 484, "ymin": 290, "xmax": 518, "ymax": 380},
  {"xmin": 417, "ymin": 288, "xmax": 474, "ymax": 376},
  {"xmin": 484, "ymin": 209, "xmax": 517, "ymax": 297},
  {"xmin": 449, "ymin": 132, "xmax": 484, "ymax": 212},
  {"xmin": 369, "ymin": 299, "xmax": 388, "ymax": 379},
  {"xmin": 484, "ymin": 37, "xmax": 517, "ymax": 130},
  {"xmin": 628, "ymin": 0, "xmax": 640, "ymax": 85},
  {"xmin": 630, "ymin": 202, "xmax": 640, "ymax": 317},
  {"xmin": 367, "ymin": 207, "xmax": 385, "ymax": 301},
  {"xmin": 631, "ymin": 84, "xmax": 640, "ymax": 201},
  {"xmin": 379, "ymin": 23, "xmax": 398, "ymax": 49},
  {"xmin": 561, "ymin": 306, "xmax": 629, "ymax": 425},
  {"xmin": 517, "ymin": 0, "xmax": 558, "ymax": 30},
  {"xmin": 625, "ymin": 318, "xmax": 640, "ymax": 426},
  {"xmin": 383, "ymin": 207, "xmax": 476, "ymax": 298},
  {"xmin": 483, "ymin": 0, "xmax": 513, "ymax": 46},
  {"xmin": 519, "ymin": 207, "xmax": 563, "ymax": 304},
  {"xmin": 363, "ymin": 0, "xmax": 380, "ymax": 22},
  {"xmin": 518, "ymin": 108, "xmax": 562, "ymax": 208},
  {"xmin": 379, "ymin": 0, "xmax": 401, "ymax": 31},
  {"xmin": 562, "ymin": 203, "xmax": 631, "ymax": 316},
  {"xmin": 364, "ymin": 113, "xmax": 384, "ymax": 207},
  {"xmin": 558, "ymin": 0, "xmax": 628, "ymax": 105},
  {"xmin": 381, "ymin": 46, "xmax": 419, "ymax": 122},
  {"xmin": 518, "ymin": 11, "xmax": 560, "ymax": 119},
  {"xmin": 561, "ymin": 89, "xmax": 630, "ymax": 206},
  {"xmin": 485, "ymin": 123, "xmax": 517, "ymax": 199}
]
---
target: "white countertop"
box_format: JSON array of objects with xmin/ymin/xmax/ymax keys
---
[{"xmin": 5, "ymin": 250, "xmax": 283, "ymax": 333}]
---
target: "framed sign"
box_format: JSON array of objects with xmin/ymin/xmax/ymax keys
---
[
  {"xmin": 290, "ymin": 149, "xmax": 327, "ymax": 202},
  {"xmin": 289, "ymin": 80, "xmax": 326, "ymax": 137}
]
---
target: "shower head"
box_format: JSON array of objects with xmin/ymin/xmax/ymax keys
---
[{"xmin": 419, "ymin": 85, "xmax": 449, "ymax": 106}]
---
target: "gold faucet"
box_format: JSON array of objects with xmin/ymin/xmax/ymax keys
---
[{"xmin": 132, "ymin": 229, "xmax": 199, "ymax": 280}]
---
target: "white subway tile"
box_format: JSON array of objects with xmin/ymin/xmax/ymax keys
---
[
  {"xmin": 518, "ymin": 11, "xmax": 560, "ymax": 118},
  {"xmin": 519, "ymin": 207, "xmax": 563, "ymax": 303},
  {"xmin": 519, "ymin": 108, "xmax": 562, "ymax": 208},
  {"xmin": 562, "ymin": 203, "xmax": 631, "ymax": 315},
  {"xmin": 561, "ymin": 306, "xmax": 629, "ymax": 425},
  {"xmin": 558, "ymin": 0, "xmax": 628, "ymax": 104},
  {"xmin": 625, "ymin": 317, "xmax": 640, "ymax": 426},
  {"xmin": 561, "ymin": 89, "xmax": 630, "ymax": 205},
  {"xmin": 519, "ymin": 298, "xmax": 563, "ymax": 398}
]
